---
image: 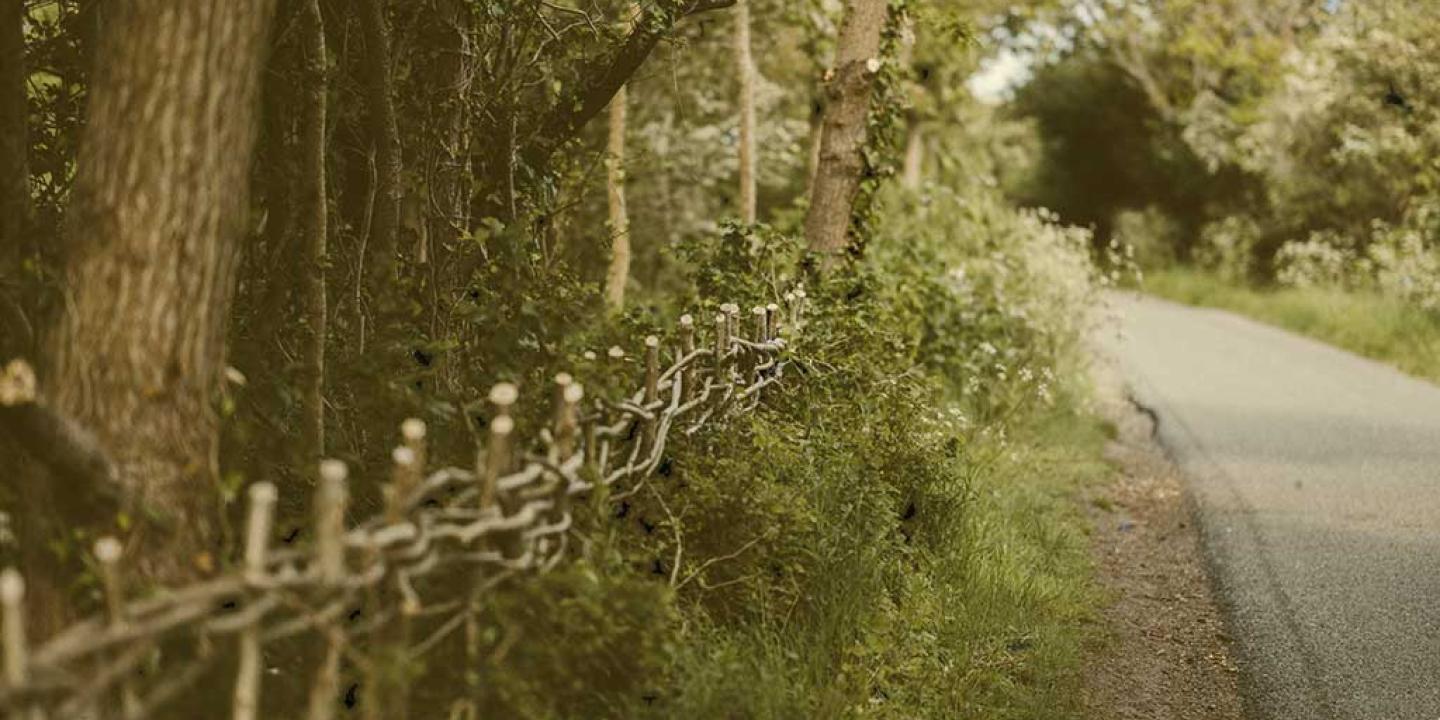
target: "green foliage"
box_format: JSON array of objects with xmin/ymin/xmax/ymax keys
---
[
  {"xmin": 1011, "ymin": 0, "xmax": 1440, "ymax": 293},
  {"xmin": 6, "ymin": 0, "xmax": 1120, "ymax": 716},
  {"xmin": 1010, "ymin": 47, "xmax": 1249, "ymax": 252},
  {"xmin": 427, "ymin": 169, "xmax": 1110, "ymax": 718},
  {"xmin": 468, "ymin": 561, "xmax": 680, "ymax": 718},
  {"xmin": 872, "ymin": 185, "xmax": 1101, "ymax": 423}
]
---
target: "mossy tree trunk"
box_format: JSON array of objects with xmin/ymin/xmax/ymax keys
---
[{"xmin": 803, "ymin": 0, "xmax": 889, "ymax": 258}]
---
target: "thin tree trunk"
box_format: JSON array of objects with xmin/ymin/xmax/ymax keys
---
[
  {"xmin": 657, "ymin": 109, "xmax": 679, "ymax": 248},
  {"xmin": 522, "ymin": 0, "xmax": 739, "ymax": 176},
  {"xmin": 427, "ymin": 0, "xmax": 473, "ymax": 263},
  {"xmin": 604, "ymin": 82, "xmax": 631, "ymax": 311},
  {"xmin": 298, "ymin": 0, "xmax": 328, "ymax": 467},
  {"xmin": 735, "ymin": 0, "xmax": 757, "ymax": 224},
  {"xmin": 0, "ymin": 0, "xmax": 31, "ymax": 357},
  {"xmin": 358, "ymin": 0, "xmax": 402, "ymax": 291},
  {"xmin": 902, "ymin": 121, "xmax": 924, "ymax": 190},
  {"xmin": 804, "ymin": 99, "xmax": 824, "ymax": 199},
  {"xmin": 899, "ymin": 19, "xmax": 922, "ymax": 191},
  {"xmin": 46, "ymin": 0, "xmax": 277, "ymax": 581},
  {"xmin": 803, "ymin": 0, "xmax": 889, "ymax": 258},
  {"xmin": 0, "ymin": 0, "xmax": 25, "ymax": 256}
]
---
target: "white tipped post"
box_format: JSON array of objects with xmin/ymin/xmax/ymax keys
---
[
  {"xmin": 678, "ymin": 316, "xmax": 696, "ymax": 402},
  {"xmin": 234, "ymin": 482, "xmax": 277, "ymax": 720},
  {"xmin": 1, "ymin": 569, "xmax": 28, "ymax": 689},
  {"xmin": 95, "ymin": 538, "xmax": 140, "ymax": 716},
  {"xmin": 315, "ymin": 460, "xmax": 349, "ymax": 584},
  {"xmin": 482, "ymin": 383, "xmax": 518, "ymax": 510},
  {"xmin": 308, "ymin": 461, "xmax": 349, "ymax": 720},
  {"xmin": 643, "ymin": 336, "xmax": 661, "ymax": 449}
]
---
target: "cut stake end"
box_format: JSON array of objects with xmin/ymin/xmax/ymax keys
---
[{"xmin": 400, "ymin": 418, "xmax": 427, "ymax": 441}]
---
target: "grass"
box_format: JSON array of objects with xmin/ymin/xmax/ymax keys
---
[
  {"xmin": 649, "ymin": 403, "xmax": 1111, "ymax": 720},
  {"xmin": 1145, "ymin": 268, "xmax": 1440, "ymax": 385}
]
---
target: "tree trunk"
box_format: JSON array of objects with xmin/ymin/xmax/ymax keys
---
[
  {"xmin": 46, "ymin": 0, "xmax": 277, "ymax": 580},
  {"xmin": 902, "ymin": 121, "xmax": 924, "ymax": 190},
  {"xmin": 657, "ymin": 109, "xmax": 679, "ymax": 249},
  {"xmin": 804, "ymin": 98, "xmax": 824, "ymax": 199},
  {"xmin": 734, "ymin": 0, "xmax": 757, "ymax": 224},
  {"xmin": 898, "ymin": 19, "xmax": 922, "ymax": 191},
  {"xmin": 298, "ymin": 0, "xmax": 328, "ymax": 467},
  {"xmin": 604, "ymin": 83, "xmax": 631, "ymax": 311},
  {"xmin": 0, "ymin": 0, "xmax": 31, "ymax": 357},
  {"xmin": 803, "ymin": 0, "xmax": 889, "ymax": 258},
  {"xmin": 358, "ymin": 0, "xmax": 402, "ymax": 292},
  {"xmin": 426, "ymin": 0, "xmax": 473, "ymax": 265}
]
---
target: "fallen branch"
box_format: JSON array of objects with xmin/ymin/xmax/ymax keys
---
[{"xmin": 0, "ymin": 359, "xmax": 118, "ymax": 496}]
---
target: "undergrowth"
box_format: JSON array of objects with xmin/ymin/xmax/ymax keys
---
[{"xmin": 444, "ymin": 184, "xmax": 1114, "ymax": 719}]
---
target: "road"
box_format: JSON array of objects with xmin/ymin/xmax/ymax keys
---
[{"xmin": 1103, "ymin": 294, "xmax": 1440, "ymax": 720}]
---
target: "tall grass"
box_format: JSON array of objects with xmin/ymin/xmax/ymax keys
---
[
  {"xmin": 1145, "ymin": 268, "xmax": 1440, "ymax": 385},
  {"xmin": 646, "ymin": 406, "xmax": 1109, "ymax": 720}
]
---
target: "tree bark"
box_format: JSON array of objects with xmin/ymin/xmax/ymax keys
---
[
  {"xmin": 804, "ymin": 98, "xmax": 824, "ymax": 199},
  {"xmin": 803, "ymin": 0, "xmax": 889, "ymax": 258},
  {"xmin": 46, "ymin": 0, "xmax": 277, "ymax": 580},
  {"xmin": 357, "ymin": 0, "xmax": 402, "ymax": 292},
  {"xmin": 734, "ymin": 0, "xmax": 757, "ymax": 224},
  {"xmin": 604, "ymin": 82, "xmax": 631, "ymax": 311},
  {"xmin": 299, "ymin": 0, "xmax": 328, "ymax": 467}
]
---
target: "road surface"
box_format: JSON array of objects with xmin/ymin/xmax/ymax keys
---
[{"xmin": 1103, "ymin": 294, "xmax": 1440, "ymax": 720}]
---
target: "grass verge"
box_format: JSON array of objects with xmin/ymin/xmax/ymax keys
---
[
  {"xmin": 648, "ymin": 403, "xmax": 1111, "ymax": 720},
  {"xmin": 1145, "ymin": 268, "xmax": 1440, "ymax": 385}
]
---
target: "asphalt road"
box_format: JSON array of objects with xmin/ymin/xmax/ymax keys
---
[{"xmin": 1103, "ymin": 294, "xmax": 1440, "ymax": 720}]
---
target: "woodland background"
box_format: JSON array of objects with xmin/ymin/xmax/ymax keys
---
[{"xmin": 2, "ymin": 0, "xmax": 1435, "ymax": 717}]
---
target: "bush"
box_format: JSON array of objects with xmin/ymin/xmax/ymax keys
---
[{"xmin": 438, "ymin": 177, "xmax": 1111, "ymax": 718}]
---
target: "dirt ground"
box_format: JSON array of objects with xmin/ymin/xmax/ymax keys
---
[{"xmin": 1081, "ymin": 387, "xmax": 1246, "ymax": 720}]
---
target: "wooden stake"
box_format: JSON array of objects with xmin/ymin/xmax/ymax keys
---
[
  {"xmin": 233, "ymin": 482, "xmax": 276, "ymax": 720},
  {"xmin": 714, "ymin": 313, "xmax": 729, "ymax": 383},
  {"xmin": 0, "ymin": 572, "xmax": 25, "ymax": 676},
  {"xmin": 549, "ymin": 376, "xmax": 583, "ymax": 550},
  {"xmin": 1, "ymin": 569, "xmax": 44, "ymax": 720},
  {"xmin": 307, "ymin": 461, "xmax": 349, "ymax": 720},
  {"xmin": 583, "ymin": 401, "xmax": 600, "ymax": 478},
  {"xmin": 678, "ymin": 315, "xmax": 696, "ymax": 402},
  {"xmin": 95, "ymin": 538, "xmax": 140, "ymax": 717},
  {"xmin": 553, "ymin": 374, "xmax": 581, "ymax": 461},
  {"xmin": 314, "ymin": 460, "xmax": 349, "ymax": 585},
  {"xmin": 485, "ymin": 384, "xmax": 524, "ymax": 560},
  {"xmin": 746, "ymin": 306, "xmax": 766, "ymax": 385},
  {"xmin": 387, "ymin": 446, "xmax": 417, "ymax": 524},
  {"xmin": 643, "ymin": 336, "xmax": 660, "ymax": 450},
  {"xmin": 482, "ymin": 384, "xmax": 517, "ymax": 511},
  {"xmin": 793, "ymin": 288, "xmax": 807, "ymax": 334},
  {"xmin": 401, "ymin": 418, "xmax": 427, "ymax": 482}
]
